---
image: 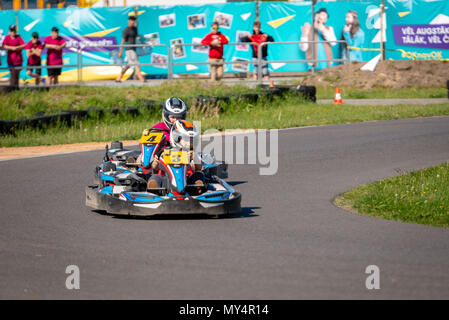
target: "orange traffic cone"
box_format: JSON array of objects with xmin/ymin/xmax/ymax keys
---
[
  {"xmin": 333, "ymin": 88, "xmax": 343, "ymax": 105},
  {"xmin": 269, "ymin": 80, "xmax": 274, "ymax": 88}
]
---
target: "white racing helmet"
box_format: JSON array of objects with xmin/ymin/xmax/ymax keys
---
[
  {"xmin": 170, "ymin": 120, "xmax": 200, "ymax": 150},
  {"xmin": 163, "ymin": 97, "xmax": 187, "ymax": 129}
]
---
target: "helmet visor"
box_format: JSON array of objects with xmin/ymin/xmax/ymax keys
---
[{"xmin": 168, "ymin": 114, "xmax": 184, "ymax": 122}]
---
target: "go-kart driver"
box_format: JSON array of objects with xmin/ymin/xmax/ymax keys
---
[
  {"xmin": 147, "ymin": 120, "xmax": 206, "ymax": 193},
  {"xmin": 149, "ymin": 97, "xmax": 187, "ymax": 139},
  {"xmin": 137, "ymin": 97, "xmax": 187, "ymax": 164}
]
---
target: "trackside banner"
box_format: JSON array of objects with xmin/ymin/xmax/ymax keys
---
[
  {"xmin": 0, "ymin": 0, "xmax": 447, "ymax": 81},
  {"xmin": 259, "ymin": 1, "xmax": 381, "ymax": 72},
  {"xmin": 386, "ymin": 0, "xmax": 449, "ymax": 60},
  {"xmin": 392, "ymin": 24, "xmax": 449, "ymax": 50},
  {"xmin": 135, "ymin": 2, "xmax": 256, "ymax": 75}
]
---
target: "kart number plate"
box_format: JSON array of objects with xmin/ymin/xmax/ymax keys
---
[
  {"xmin": 163, "ymin": 150, "xmax": 189, "ymax": 165},
  {"xmin": 140, "ymin": 132, "xmax": 164, "ymax": 144}
]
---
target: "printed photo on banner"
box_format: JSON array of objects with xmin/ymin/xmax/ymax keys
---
[
  {"xmin": 151, "ymin": 53, "xmax": 168, "ymax": 68},
  {"xmin": 136, "ymin": 36, "xmax": 152, "ymax": 57},
  {"xmin": 143, "ymin": 32, "xmax": 160, "ymax": 45},
  {"xmin": 192, "ymin": 37, "xmax": 208, "ymax": 53},
  {"xmin": 159, "ymin": 13, "xmax": 176, "ymax": 28},
  {"xmin": 231, "ymin": 57, "xmax": 249, "ymax": 72},
  {"xmin": 170, "ymin": 38, "xmax": 186, "ymax": 59},
  {"xmin": 299, "ymin": 7, "xmax": 337, "ymax": 70},
  {"xmin": 236, "ymin": 30, "xmax": 250, "ymax": 51},
  {"xmin": 188, "ymin": 14, "xmax": 206, "ymax": 30},
  {"xmin": 0, "ymin": 29, "xmax": 6, "ymax": 57},
  {"xmin": 213, "ymin": 12, "xmax": 233, "ymax": 29},
  {"xmin": 340, "ymin": 10, "xmax": 365, "ymax": 62}
]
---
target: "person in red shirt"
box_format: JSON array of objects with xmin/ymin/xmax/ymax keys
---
[
  {"xmin": 201, "ymin": 22, "xmax": 228, "ymax": 81},
  {"xmin": 25, "ymin": 32, "xmax": 43, "ymax": 86},
  {"xmin": 2, "ymin": 25, "xmax": 25, "ymax": 87},
  {"xmin": 44, "ymin": 27, "xmax": 66, "ymax": 85},
  {"xmin": 240, "ymin": 21, "xmax": 274, "ymax": 81}
]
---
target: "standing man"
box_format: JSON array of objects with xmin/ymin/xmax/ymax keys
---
[
  {"xmin": 25, "ymin": 32, "xmax": 43, "ymax": 86},
  {"xmin": 2, "ymin": 25, "xmax": 25, "ymax": 87},
  {"xmin": 299, "ymin": 8, "xmax": 337, "ymax": 70},
  {"xmin": 240, "ymin": 21, "xmax": 274, "ymax": 80},
  {"xmin": 201, "ymin": 21, "xmax": 228, "ymax": 81},
  {"xmin": 44, "ymin": 27, "xmax": 66, "ymax": 85},
  {"xmin": 116, "ymin": 15, "xmax": 145, "ymax": 83}
]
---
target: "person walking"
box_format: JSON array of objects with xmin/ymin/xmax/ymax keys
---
[
  {"xmin": 116, "ymin": 15, "xmax": 145, "ymax": 83},
  {"xmin": 201, "ymin": 21, "xmax": 228, "ymax": 81}
]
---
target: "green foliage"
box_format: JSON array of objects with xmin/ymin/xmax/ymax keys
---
[
  {"xmin": 1, "ymin": 82, "xmax": 449, "ymax": 148},
  {"xmin": 0, "ymin": 80, "xmax": 262, "ymax": 120},
  {"xmin": 338, "ymin": 164, "xmax": 449, "ymax": 228},
  {"xmin": 315, "ymin": 86, "xmax": 447, "ymax": 100}
]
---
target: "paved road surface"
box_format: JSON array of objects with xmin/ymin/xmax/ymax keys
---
[{"xmin": 1, "ymin": 117, "xmax": 449, "ymax": 299}]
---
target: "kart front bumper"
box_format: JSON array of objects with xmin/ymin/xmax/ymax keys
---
[{"xmin": 86, "ymin": 185, "xmax": 241, "ymax": 217}]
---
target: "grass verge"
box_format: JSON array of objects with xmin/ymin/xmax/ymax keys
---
[
  {"xmin": 0, "ymin": 81, "xmax": 447, "ymax": 120},
  {"xmin": 314, "ymin": 86, "xmax": 447, "ymax": 100},
  {"xmin": 2, "ymin": 92, "xmax": 449, "ymax": 147},
  {"xmin": 0, "ymin": 80, "xmax": 262, "ymax": 120},
  {"xmin": 335, "ymin": 163, "xmax": 449, "ymax": 228}
]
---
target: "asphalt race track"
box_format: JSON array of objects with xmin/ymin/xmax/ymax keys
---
[{"xmin": 1, "ymin": 116, "xmax": 449, "ymax": 299}]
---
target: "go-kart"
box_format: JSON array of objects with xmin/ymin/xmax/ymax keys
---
[{"xmin": 85, "ymin": 128, "xmax": 241, "ymax": 217}]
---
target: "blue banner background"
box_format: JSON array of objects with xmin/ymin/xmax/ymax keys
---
[
  {"xmin": 0, "ymin": 1, "xmax": 446, "ymax": 81},
  {"xmin": 386, "ymin": 0, "xmax": 449, "ymax": 60}
]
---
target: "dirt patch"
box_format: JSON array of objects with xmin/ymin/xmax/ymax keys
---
[
  {"xmin": 334, "ymin": 195, "xmax": 360, "ymax": 215},
  {"xmin": 0, "ymin": 140, "xmax": 137, "ymax": 161},
  {"xmin": 0, "ymin": 129, "xmax": 256, "ymax": 161},
  {"xmin": 299, "ymin": 60, "xmax": 449, "ymax": 89}
]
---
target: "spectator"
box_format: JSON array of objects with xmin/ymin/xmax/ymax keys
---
[
  {"xmin": 299, "ymin": 8, "xmax": 337, "ymax": 70},
  {"xmin": 25, "ymin": 32, "xmax": 43, "ymax": 86},
  {"xmin": 116, "ymin": 15, "xmax": 145, "ymax": 83},
  {"xmin": 44, "ymin": 27, "xmax": 66, "ymax": 85},
  {"xmin": 240, "ymin": 21, "xmax": 274, "ymax": 80},
  {"xmin": 341, "ymin": 10, "xmax": 365, "ymax": 62},
  {"xmin": 2, "ymin": 25, "xmax": 25, "ymax": 87},
  {"xmin": 201, "ymin": 21, "xmax": 228, "ymax": 81}
]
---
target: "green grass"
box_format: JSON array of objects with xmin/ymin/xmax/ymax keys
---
[
  {"xmin": 315, "ymin": 86, "xmax": 447, "ymax": 99},
  {"xmin": 0, "ymin": 80, "xmax": 262, "ymax": 120},
  {"xmin": 0, "ymin": 81, "xmax": 447, "ymax": 120},
  {"xmin": 1, "ymin": 81, "xmax": 449, "ymax": 147},
  {"xmin": 2, "ymin": 91, "xmax": 449, "ymax": 147},
  {"xmin": 335, "ymin": 164, "xmax": 449, "ymax": 228}
]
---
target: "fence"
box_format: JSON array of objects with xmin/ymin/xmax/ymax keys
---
[
  {"xmin": 170, "ymin": 40, "xmax": 349, "ymax": 84},
  {"xmin": 0, "ymin": 39, "xmax": 349, "ymax": 85},
  {"xmin": 77, "ymin": 43, "xmax": 171, "ymax": 82}
]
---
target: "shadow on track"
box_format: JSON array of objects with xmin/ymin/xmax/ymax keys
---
[{"xmin": 89, "ymin": 206, "xmax": 260, "ymax": 221}]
